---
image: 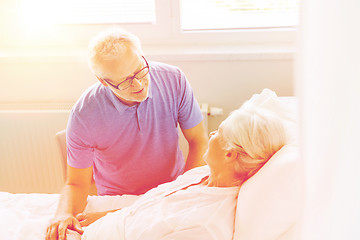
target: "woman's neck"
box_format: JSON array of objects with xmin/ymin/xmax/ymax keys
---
[{"xmin": 204, "ymin": 170, "xmax": 244, "ymax": 188}]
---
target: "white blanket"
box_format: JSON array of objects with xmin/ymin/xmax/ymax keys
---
[
  {"xmin": 0, "ymin": 192, "xmax": 58, "ymax": 240},
  {"xmin": 0, "ymin": 192, "xmax": 140, "ymax": 240}
]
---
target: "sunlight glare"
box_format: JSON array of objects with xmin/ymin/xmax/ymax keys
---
[
  {"xmin": 250, "ymin": 0, "xmax": 272, "ymax": 9},
  {"xmin": 17, "ymin": 0, "xmax": 59, "ymax": 34}
]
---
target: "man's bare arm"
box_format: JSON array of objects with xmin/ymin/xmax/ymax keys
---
[
  {"xmin": 46, "ymin": 165, "xmax": 93, "ymax": 240},
  {"xmin": 182, "ymin": 121, "xmax": 209, "ymax": 171}
]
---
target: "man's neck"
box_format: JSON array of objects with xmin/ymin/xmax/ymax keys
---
[{"xmin": 114, "ymin": 92, "xmax": 139, "ymax": 107}]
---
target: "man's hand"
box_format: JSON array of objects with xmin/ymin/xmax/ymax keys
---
[{"xmin": 46, "ymin": 214, "xmax": 84, "ymax": 240}]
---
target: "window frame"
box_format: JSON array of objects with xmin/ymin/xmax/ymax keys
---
[{"xmin": 0, "ymin": 0, "xmax": 297, "ymax": 49}]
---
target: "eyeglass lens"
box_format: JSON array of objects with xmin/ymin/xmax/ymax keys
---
[{"xmin": 118, "ymin": 67, "xmax": 149, "ymax": 90}]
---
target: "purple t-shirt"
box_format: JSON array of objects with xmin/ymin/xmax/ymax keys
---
[{"xmin": 66, "ymin": 61, "xmax": 203, "ymax": 195}]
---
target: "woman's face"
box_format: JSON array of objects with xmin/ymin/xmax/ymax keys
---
[{"xmin": 203, "ymin": 125, "xmax": 228, "ymax": 168}]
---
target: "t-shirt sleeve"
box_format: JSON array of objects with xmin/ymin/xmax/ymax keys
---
[
  {"xmin": 66, "ymin": 109, "xmax": 94, "ymax": 169},
  {"xmin": 177, "ymin": 70, "xmax": 204, "ymax": 130}
]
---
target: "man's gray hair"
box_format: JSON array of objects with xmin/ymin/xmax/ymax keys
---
[{"xmin": 88, "ymin": 27, "xmax": 143, "ymax": 78}]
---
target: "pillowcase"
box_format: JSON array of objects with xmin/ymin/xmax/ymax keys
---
[{"xmin": 233, "ymin": 89, "xmax": 302, "ymax": 240}]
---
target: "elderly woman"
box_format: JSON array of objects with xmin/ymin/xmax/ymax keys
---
[{"xmin": 66, "ymin": 104, "xmax": 286, "ymax": 240}]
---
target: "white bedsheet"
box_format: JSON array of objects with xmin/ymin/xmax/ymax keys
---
[
  {"xmin": 0, "ymin": 192, "xmax": 140, "ymax": 240},
  {"xmin": 0, "ymin": 192, "xmax": 58, "ymax": 240}
]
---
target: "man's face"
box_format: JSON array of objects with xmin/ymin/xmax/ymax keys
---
[{"xmin": 98, "ymin": 48, "xmax": 150, "ymax": 105}]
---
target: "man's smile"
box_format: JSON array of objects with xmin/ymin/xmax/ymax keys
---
[{"xmin": 133, "ymin": 88, "xmax": 144, "ymax": 94}]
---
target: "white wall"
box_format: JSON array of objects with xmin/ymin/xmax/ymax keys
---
[
  {"xmin": 168, "ymin": 58, "xmax": 294, "ymax": 131},
  {"xmin": 0, "ymin": 50, "xmax": 294, "ymax": 132},
  {"xmin": 296, "ymin": 0, "xmax": 360, "ymax": 239}
]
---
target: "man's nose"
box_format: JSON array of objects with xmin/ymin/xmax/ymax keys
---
[{"xmin": 131, "ymin": 78, "xmax": 143, "ymax": 88}]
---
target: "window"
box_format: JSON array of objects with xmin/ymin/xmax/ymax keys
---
[
  {"xmin": 181, "ymin": 0, "xmax": 299, "ymax": 30},
  {"xmin": 1, "ymin": 0, "xmax": 299, "ymax": 48},
  {"xmin": 17, "ymin": 0, "xmax": 156, "ymax": 25}
]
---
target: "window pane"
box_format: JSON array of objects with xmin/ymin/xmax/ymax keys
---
[
  {"xmin": 181, "ymin": 0, "xmax": 299, "ymax": 30},
  {"xmin": 17, "ymin": 0, "xmax": 156, "ymax": 25}
]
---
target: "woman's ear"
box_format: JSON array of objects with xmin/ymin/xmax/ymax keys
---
[{"xmin": 225, "ymin": 150, "xmax": 239, "ymax": 164}]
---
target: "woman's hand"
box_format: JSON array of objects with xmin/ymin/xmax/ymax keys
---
[
  {"xmin": 76, "ymin": 211, "xmax": 113, "ymax": 227},
  {"xmin": 66, "ymin": 229, "xmax": 82, "ymax": 240}
]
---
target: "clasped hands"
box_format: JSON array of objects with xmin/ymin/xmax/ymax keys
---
[{"xmin": 46, "ymin": 210, "xmax": 112, "ymax": 240}]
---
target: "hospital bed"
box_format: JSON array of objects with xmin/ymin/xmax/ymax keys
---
[{"xmin": 0, "ymin": 89, "xmax": 302, "ymax": 240}]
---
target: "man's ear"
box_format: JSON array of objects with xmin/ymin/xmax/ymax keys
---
[{"xmin": 97, "ymin": 76, "xmax": 108, "ymax": 87}]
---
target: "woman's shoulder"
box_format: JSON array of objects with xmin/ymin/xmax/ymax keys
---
[
  {"xmin": 140, "ymin": 166, "xmax": 211, "ymax": 200},
  {"xmin": 181, "ymin": 165, "xmax": 211, "ymax": 179}
]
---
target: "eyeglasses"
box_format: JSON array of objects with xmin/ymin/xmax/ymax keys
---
[{"xmin": 102, "ymin": 56, "xmax": 149, "ymax": 91}]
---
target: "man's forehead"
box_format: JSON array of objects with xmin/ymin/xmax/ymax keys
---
[{"xmin": 102, "ymin": 55, "xmax": 143, "ymax": 81}]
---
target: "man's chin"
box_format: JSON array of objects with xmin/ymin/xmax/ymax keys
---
[
  {"xmin": 133, "ymin": 89, "xmax": 149, "ymax": 102},
  {"xmin": 113, "ymin": 90, "xmax": 148, "ymax": 104},
  {"xmin": 125, "ymin": 94, "xmax": 148, "ymax": 104},
  {"xmin": 132, "ymin": 92, "xmax": 148, "ymax": 102}
]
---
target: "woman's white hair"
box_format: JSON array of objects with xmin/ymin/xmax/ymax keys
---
[
  {"xmin": 221, "ymin": 104, "xmax": 286, "ymax": 181},
  {"xmin": 87, "ymin": 27, "xmax": 143, "ymax": 78}
]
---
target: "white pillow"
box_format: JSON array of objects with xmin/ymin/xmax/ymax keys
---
[
  {"xmin": 233, "ymin": 89, "xmax": 302, "ymax": 240},
  {"xmin": 233, "ymin": 144, "xmax": 302, "ymax": 240}
]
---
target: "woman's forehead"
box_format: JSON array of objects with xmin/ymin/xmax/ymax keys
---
[{"xmin": 218, "ymin": 122, "xmax": 225, "ymax": 132}]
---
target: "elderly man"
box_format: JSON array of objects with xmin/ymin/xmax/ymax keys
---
[{"xmin": 46, "ymin": 27, "xmax": 208, "ymax": 240}]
